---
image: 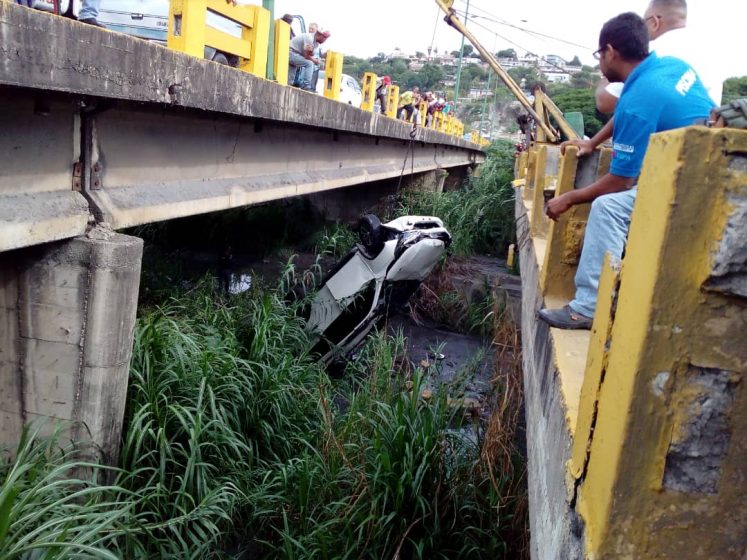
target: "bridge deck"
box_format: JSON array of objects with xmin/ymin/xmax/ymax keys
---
[{"xmin": 0, "ymin": 3, "xmax": 483, "ymax": 252}]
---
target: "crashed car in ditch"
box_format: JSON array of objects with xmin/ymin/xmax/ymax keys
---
[{"xmin": 295, "ymin": 214, "xmax": 451, "ymax": 365}]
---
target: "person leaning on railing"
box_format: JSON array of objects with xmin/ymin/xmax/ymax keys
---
[
  {"xmin": 537, "ymin": 12, "xmax": 714, "ymax": 330},
  {"xmin": 288, "ymin": 29, "xmax": 330, "ymax": 91}
]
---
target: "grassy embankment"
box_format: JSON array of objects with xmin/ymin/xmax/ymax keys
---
[{"xmin": 0, "ymin": 140, "xmax": 525, "ymax": 559}]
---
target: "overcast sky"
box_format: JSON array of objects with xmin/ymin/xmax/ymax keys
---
[{"xmin": 273, "ymin": 0, "xmax": 747, "ymax": 82}]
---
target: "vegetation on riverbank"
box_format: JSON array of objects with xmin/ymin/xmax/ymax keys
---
[
  {"xmin": 0, "ymin": 141, "xmax": 527, "ymax": 559},
  {"xmin": 396, "ymin": 139, "xmax": 516, "ymax": 257}
]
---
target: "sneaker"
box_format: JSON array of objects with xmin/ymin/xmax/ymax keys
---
[
  {"xmin": 79, "ymin": 18, "xmax": 106, "ymax": 28},
  {"xmin": 537, "ymin": 305, "xmax": 592, "ymax": 330}
]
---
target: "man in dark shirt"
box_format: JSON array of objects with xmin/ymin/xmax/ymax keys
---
[{"xmin": 538, "ymin": 12, "xmax": 714, "ymax": 329}]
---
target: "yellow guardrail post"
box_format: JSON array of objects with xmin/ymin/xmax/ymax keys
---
[
  {"xmin": 435, "ymin": 111, "xmax": 444, "ymax": 131},
  {"xmin": 360, "ymin": 72, "xmax": 377, "ymax": 111},
  {"xmin": 419, "ymin": 100, "xmax": 427, "ymax": 124},
  {"xmin": 273, "ymin": 18, "xmax": 290, "ymax": 85},
  {"xmin": 168, "ymin": 0, "xmax": 206, "ymax": 59},
  {"xmin": 168, "ymin": 1, "xmax": 271, "ymax": 78},
  {"xmin": 530, "ymin": 144, "xmax": 550, "ymax": 237},
  {"xmin": 322, "ymin": 50, "xmax": 344, "ymax": 101},
  {"xmin": 386, "ymin": 85, "xmax": 399, "ymax": 118},
  {"xmin": 240, "ymin": 3, "xmax": 270, "ymax": 77}
]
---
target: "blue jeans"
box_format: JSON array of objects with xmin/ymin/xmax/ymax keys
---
[
  {"xmin": 79, "ymin": 0, "xmax": 101, "ymax": 20},
  {"xmin": 288, "ymin": 52, "xmax": 314, "ymax": 89},
  {"xmin": 569, "ymin": 188, "xmax": 637, "ymax": 318}
]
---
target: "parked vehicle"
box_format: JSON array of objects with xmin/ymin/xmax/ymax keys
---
[
  {"xmin": 316, "ymin": 71, "xmax": 363, "ymax": 106},
  {"xmin": 27, "ymin": 0, "xmax": 245, "ymax": 65},
  {"xmin": 297, "ymin": 214, "xmax": 451, "ymax": 365}
]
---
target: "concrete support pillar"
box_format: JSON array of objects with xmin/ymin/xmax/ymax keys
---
[
  {"xmin": 401, "ymin": 169, "xmax": 448, "ymax": 194},
  {"xmin": 0, "ymin": 229, "xmax": 143, "ymax": 465}
]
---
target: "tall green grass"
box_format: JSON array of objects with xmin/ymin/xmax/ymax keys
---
[
  {"xmin": 395, "ymin": 140, "xmax": 517, "ymax": 257},
  {"xmin": 1, "ymin": 142, "xmax": 526, "ymax": 558},
  {"xmin": 0, "ymin": 424, "xmax": 128, "ymax": 559}
]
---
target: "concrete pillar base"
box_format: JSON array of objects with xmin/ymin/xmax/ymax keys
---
[{"xmin": 0, "ymin": 228, "xmax": 143, "ymax": 465}]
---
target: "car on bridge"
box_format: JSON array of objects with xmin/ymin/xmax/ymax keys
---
[
  {"xmin": 316, "ymin": 71, "xmax": 362, "ymax": 106},
  {"xmin": 26, "ymin": 0, "xmax": 246, "ymax": 65}
]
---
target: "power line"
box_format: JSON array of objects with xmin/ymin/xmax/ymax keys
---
[
  {"xmin": 451, "ymin": 0, "xmax": 592, "ymax": 50},
  {"xmin": 454, "ymin": 15, "xmax": 575, "ymax": 76}
]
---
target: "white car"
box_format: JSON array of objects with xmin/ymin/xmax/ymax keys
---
[
  {"xmin": 316, "ymin": 71, "xmax": 362, "ymax": 107},
  {"xmin": 28, "ymin": 0, "xmax": 242, "ymax": 65}
]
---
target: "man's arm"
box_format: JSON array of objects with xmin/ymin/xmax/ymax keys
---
[
  {"xmin": 545, "ymin": 172, "xmax": 636, "ymax": 220},
  {"xmin": 560, "ymin": 118, "xmax": 614, "ymax": 157},
  {"xmin": 595, "ymin": 78, "xmax": 620, "ymax": 114}
]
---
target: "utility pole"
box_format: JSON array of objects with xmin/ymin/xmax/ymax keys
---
[
  {"xmin": 263, "ymin": 0, "xmax": 275, "ymax": 81},
  {"xmin": 478, "ymin": 34, "xmax": 497, "ymax": 140},
  {"xmin": 479, "ymin": 71, "xmax": 491, "ymax": 138},
  {"xmin": 452, "ymin": 0, "xmax": 470, "ymax": 110}
]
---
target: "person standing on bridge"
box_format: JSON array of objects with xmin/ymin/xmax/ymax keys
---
[
  {"xmin": 77, "ymin": 0, "xmax": 104, "ymax": 28},
  {"xmin": 307, "ymin": 22, "xmax": 325, "ymax": 91},
  {"xmin": 537, "ymin": 12, "xmax": 714, "ymax": 330},
  {"xmin": 288, "ymin": 28, "xmax": 330, "ymax": 91}
]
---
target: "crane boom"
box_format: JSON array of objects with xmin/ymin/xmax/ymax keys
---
[{"xmin": 435, "ymin": 0, "xmax": 580, "ymax": 142}]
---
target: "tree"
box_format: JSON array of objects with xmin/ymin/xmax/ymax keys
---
[
  {"xmin": 569, "ymin": 65, "xmax": 598, "ymax": 89},
  {"xmin": 551, "ymin": 87, "xmax": 609, "ymax": 137},
  {"xmin": 496, "ymin": 48, "xmax": 517, "ymax": 59},
  {"xmin": 415, "ymin": 51, "xmax": 425, "ymax": 59},
  {"xmin": 721, "ymin": 75, "xmax": 747, "ymax": 105},
  {"xmin": 416, "ymin": 63, "xmax": 447, "ymax": 91},
  {"xmin": 451, "ymin": 45, "xmax": 475, "ymax": 58},
  {"xmin": 568, "ymin": 55, "xmax": 582, "ymax": 67},
  {"xmin": 507, "ymin": 66, "xmax": 542, "ymax": 87}
]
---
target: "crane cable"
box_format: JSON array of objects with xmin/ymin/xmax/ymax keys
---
[{"xmin": 429, "ymin": 6, "xmax": 441, "ymax": 56}]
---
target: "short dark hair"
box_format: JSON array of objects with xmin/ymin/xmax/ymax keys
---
[{"xmin": 599, "ymin": 12, "xmax": 649, "ymax": 62}]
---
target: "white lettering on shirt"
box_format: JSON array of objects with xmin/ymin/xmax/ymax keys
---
[
  {"xmin": 675, "ymin": 69, "xmax": 696, "ymax": 96},
  {"xmin": 613, "ymin": 142, "xmax": 635, "ymax": 154}
]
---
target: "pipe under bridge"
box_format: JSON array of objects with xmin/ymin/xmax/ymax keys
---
[{"xmin": 0, "ymin": 2, "xmax": 484, "ymax": 464}]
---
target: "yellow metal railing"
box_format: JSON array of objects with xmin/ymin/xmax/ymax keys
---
[
  {"xmin": 386, "ymin": 85, "xmax": 399, "ymax": 119},
  {"xmin": 321, "ymin": 51, "xmax": 343, "ymax": 101},
  {"xmin": 165, "ymin": 3, "xmax": 471, "ymax": 140},
  {"xmin": 518, "ymin": 127, "xmax": 747, "ymax": 560},
  {"xmin": 273, "ymin": 18, "xmax": 290, "ymax": 85},
  {"xmin": 360, "ymin": 72, "xmax": 377, "ymax": 112},
  {"xmin": 168, "ymin": 0, "xmax": 270, "ymax": 77}
]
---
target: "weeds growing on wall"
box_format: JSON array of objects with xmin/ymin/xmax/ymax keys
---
[{"xmin": 395, "ymin": 140, "xmax": 517, "ymax": 257}]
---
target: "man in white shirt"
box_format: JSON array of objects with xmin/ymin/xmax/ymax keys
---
[{"xmin": 566, "ymin": 0, "xmax": 724, "ymax": 156}]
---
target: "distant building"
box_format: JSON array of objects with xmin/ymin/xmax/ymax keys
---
[
  {"xmin": 544, "ymin": 54, "xmax": 566, "ymax": 66},
  {"xmin": 542, "ymin": 70, "xmax": 571, "ymax": 83}
]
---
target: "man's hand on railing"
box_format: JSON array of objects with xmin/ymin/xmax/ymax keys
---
[
  {"xmin": 560, "ymin": 138, "xmax": 594, "ymax": 157},
  {"xmin": 545, "ymin": 192, "xmax": 573, "ymax": 221}
]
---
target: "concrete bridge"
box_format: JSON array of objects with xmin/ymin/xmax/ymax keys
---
[{"xmin": 0, "ymin": 3, "xmax": 484, "ymax": 463}]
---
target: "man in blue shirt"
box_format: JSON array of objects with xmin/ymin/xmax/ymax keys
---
[{"xmin": 538, "ymin": 12, "xmax": 714, "ymax": 329}]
